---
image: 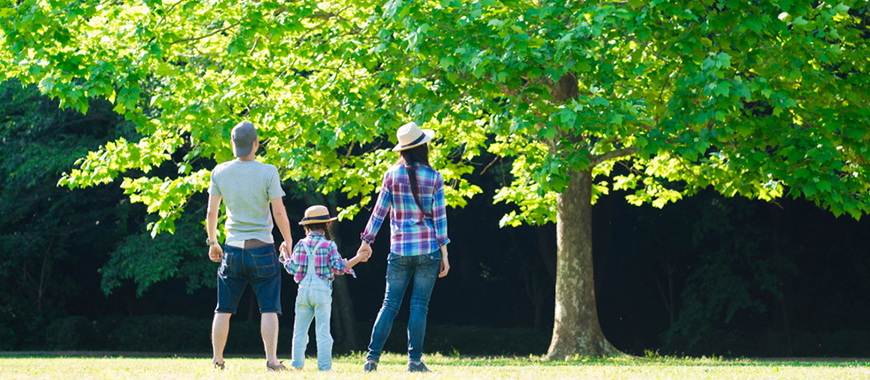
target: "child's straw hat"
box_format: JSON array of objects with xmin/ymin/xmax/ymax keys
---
[{"xmin": 299, "ymin": 205, "xmax": 337, "ymax": 225}]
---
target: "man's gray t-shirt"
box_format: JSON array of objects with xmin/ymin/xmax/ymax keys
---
[{"xmin": 208, "ymin": 160, "xmax": 286, "ymax": 244}]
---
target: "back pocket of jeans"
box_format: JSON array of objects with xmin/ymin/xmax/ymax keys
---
[
  {"xmin": 418, "ymin": 257, "xmax": 439, "ymax": 279},
  {"xmin": 252, "ymin": 252, "xmax": 277, "ymax": 277}
]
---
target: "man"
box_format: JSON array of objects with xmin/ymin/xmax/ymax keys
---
[{"xmin": 206, "ymin": 121, "xmax": 293, "ymax": 371}]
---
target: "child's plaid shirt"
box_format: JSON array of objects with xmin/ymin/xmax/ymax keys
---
[
  {"xmin": 281, "ymin": 231, "xmax": 355, "ymax": 283},
  {"xmin": 360, "ymin": 163, "xmax": 450, "ymax": 256}
]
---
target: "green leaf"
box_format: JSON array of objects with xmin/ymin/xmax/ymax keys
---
[
  {"xmin": 836, "ymin": 3, "xmax": 850, "ymax": 15},
  {"xmin": 439, "ymin": 57, "xmax": 454, "ymax": 69},
  {"xmin": 793, "ymin": 16, "xmax": 808, "ymax": 27},
  {"xmin": 716, "ymin": 52, "xmax": 731, "ymax": 68}
]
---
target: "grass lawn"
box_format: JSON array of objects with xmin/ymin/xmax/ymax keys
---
[{"xmin": 0, "ymin": 352, "xmax": 867, "ymax": 379}]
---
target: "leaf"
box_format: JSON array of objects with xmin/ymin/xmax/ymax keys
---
[
  {"xmin": 793, "ymin": 16, "xmax": 809, "ymax": 27},
  {"xmin": 439, "ymin": 57, "xmax": 454, "ymax": 69},
  {"xmin": 716, "ymin": 52, "xmax": 731, "ymax": 68},
  {"xmin": 612, "ymin": 114, "xmax": 623, "ymax": 126},
  {"xmin": 702, "ymin": 57, "xmax": 716, "ymax": 70},
  {"xmin": 836, "ymin": 3, "xmax": 850, "ymax": 15}
]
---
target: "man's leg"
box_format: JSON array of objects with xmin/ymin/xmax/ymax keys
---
[
  {"xmin": 212, "ymin": 313, "xmax": 232, "ymax": 365},
  {"xmin": 249, "ymin": 245, "xmax": 283, "ymax": 368},
  {"xmin": 262, "ymin": 312, "xmax": 280, "ymax": 366}
]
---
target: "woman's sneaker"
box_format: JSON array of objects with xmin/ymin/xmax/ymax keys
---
[
  {"xmin": 408, "ymin": 361, "xmax": 430, "ymax": 372},
  {"xmin": 364, "ymin": 361, "xmax": 378, "ymax": 372}
]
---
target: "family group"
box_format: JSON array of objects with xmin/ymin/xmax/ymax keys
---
[{"xmin": 204, "ymin": 120, "xmax": 451, "ymax": 372}]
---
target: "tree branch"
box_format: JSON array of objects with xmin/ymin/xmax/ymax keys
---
[
  {"xmin": 170, "ymin": 20, "xmax": 242, "ymax": 45},
  {"xmin": 480, "ymin": 155, "xmax": 500, "ymax": 175},
  {"xmin": 626, "ymin": 36, "xmax": 668, "ymax": 62},
  {"xmin": 590, "ymin": 146, "xmax": 637, "ymax": 167}
]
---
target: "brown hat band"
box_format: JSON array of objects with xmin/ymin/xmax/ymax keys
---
[{"xmin": 301, "ymin": 215, "xmax": 332, "ymax": 223}]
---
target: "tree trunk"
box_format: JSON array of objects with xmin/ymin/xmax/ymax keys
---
[{"xmin": 546, "ymin": 169, "xmax": 621, "ymax": 359}]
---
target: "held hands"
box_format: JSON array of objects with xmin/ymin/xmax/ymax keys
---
[
  {"xmin": 279, "ymin": 241, "xmax": 291, "ymax": 262},
  {"xmin": 208, "ymin": 244, "xmax": 223, "ymax": 262},
  {"xmin": 357, "ymin": 241, "xmax": 373, "ymax": 263}
]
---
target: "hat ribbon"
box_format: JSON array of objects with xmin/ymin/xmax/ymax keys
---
[
  {"xmin": 401, "ymin": 133, "xmax": 427, "ymax": 148},
  {"xmin": 301, "ymin": 215, "xmax": 333, "ymax": 222}
]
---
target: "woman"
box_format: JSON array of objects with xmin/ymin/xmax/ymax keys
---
[{"xmin": 358, "ymin": 122, "xmax": 450, "ymax": 373}]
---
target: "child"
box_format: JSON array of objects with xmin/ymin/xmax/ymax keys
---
[{"xmin": 280, "ymin": 205, "xmax": 367, "ymax": 371}]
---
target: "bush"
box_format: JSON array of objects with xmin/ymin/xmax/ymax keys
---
[
  {"xmin": 0, "ymin": 306, "xmax": 52, "ymax": 350},
  {"xmin": 46, "ymin": 316, "xmax": 97, "ymax": 350},
  {"xmin": 111, "ymin": 315, "xmax": 210, "ymax": 352}
]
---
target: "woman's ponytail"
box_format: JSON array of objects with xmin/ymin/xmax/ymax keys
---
[{"xmin": 400, "ymin": 144, "xmax": 431, "ymax": 217}]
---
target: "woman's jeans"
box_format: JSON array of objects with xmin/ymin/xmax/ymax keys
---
[
  {"xmin": 291, "ymin": 273, "xmax": 333, "ymax": 370},
  {"xmin": 367, "ymin": 252, "xmax": 440, "ymax": 363}
]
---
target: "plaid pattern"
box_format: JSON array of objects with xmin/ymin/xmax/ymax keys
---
[
  {"xmin": 360, "ymin": 163, "xmax": 450, "ymax": 256},
  {"xmin": 281, "ymin": 231, "xmax": 355, "ymax": 283}
]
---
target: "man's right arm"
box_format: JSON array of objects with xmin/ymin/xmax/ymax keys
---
[
  {"xmin": 206, "ymin": 193, "xmax": 224, "ymax": 262},
  {"xmin": 271, "ymin": 198, "xmax": 293, "ymax": 261}
]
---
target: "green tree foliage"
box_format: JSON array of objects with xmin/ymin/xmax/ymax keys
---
[
  {"xmin": 100, "ymin": 211, "xmax": 215, "ymax": 297},
  {"xmin": 3, "ymin": 0, "xmax": 869, "ymax": 357},
  {"xmin": 0, "ymin": 80, "xmax": 130, "ymax": 348}
]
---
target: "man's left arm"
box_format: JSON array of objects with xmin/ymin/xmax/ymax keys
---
[{"xmin": 271, "ymin": 198, "xmax": 293, "ymax": 261}]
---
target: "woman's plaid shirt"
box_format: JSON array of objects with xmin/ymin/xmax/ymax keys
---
[
  {"xmin": 281, "ymin": 231, "xmax": 355, "ymax": 283},
  {"xmin": 360, "ymin": 163, "xmax": 450, "ymax": 256}
]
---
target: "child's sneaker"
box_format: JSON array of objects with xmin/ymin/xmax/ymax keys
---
[
  {"xmin": 364, "ymin": 361, "xmax": 378, "ymax": 372},
  {"xmin": 408, "ymin": 361, "xmax": 430, "ymax": 372}
]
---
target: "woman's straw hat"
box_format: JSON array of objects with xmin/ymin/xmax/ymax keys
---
[
  {"xmin": 299, "ymin": 205, "xmax": 337, "ymax": 225},
  {"xmin": 392, "ymin": 122, "xmax": 435, "ymax": 152}
]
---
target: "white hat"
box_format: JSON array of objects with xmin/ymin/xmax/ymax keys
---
[
  {"xmin": 392, "ymin": 122, "xmax": 435, "ymax": 152},
  {"xmin": 299, "ymin": 205, "xmax": 337, "ymax": 225}
]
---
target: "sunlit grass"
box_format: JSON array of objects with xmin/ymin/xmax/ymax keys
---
[{"xmin": 0, "ymin": 352, "xmax": 867, "ymax": 379}]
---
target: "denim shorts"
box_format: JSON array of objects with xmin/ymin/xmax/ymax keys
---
[{"xmin": 215, "ymin": 244, "xmax": 282, "ymax": 315}]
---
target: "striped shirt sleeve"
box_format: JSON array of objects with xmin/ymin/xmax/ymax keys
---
[
  {"xmin": 360, "ymin": 174, "xmax": 392, "ymax": 244},
  {"xmin": 282, "ymin": 243, "xmax": 305, "ymax": 279},
  {"xmin": 326, "ymin": 241, "xmax": 356, "ymax": 278},
  {"xmin": 432, "ymin": 171, "xmax": 450, "ymax": 247}
]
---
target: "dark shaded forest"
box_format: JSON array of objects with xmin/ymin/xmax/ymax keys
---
[{"xmin": 1, "ymin": 80, "xmax": 868, "ymax": 357}]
